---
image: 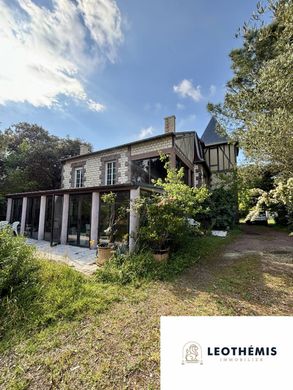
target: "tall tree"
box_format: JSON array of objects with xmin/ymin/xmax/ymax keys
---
[
  {"xmin": 208, "ymin": 0, "xmax": 293, "ymax": 178},
  {"xmin": 0, "ymin": 122, "xmax": 92, "ymax": 197}
]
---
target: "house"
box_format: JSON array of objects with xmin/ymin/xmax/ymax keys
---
[{"xmin": 5, "ymin": 116, "xmax": 238, "ymax": 251}]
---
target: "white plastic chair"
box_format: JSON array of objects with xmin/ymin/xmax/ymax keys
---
[
  {"xmin": 11, "ymin": 221, "xmax": 20, "ymax": 236},
  {"xmin": 0, "ymin": 221, "xmax": 9, "ymax": 231}
]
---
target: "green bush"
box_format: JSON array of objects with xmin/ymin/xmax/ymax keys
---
[
  {"xmin": 0, "ymin": 227, "xmax": 38, "ymax": 297},
  {"xmin": 96, "ymin": 251, "xmax": 158, "ymax": 285},
  {"xmin": 134, "ymin": 156, "xmax": 209, "ymax": 251},
  {"xmin": 96, "ymin": 233, "xmax": 230, "ymax": 285},
  {"xmin": 209, "ymin": 187, "xmax": 238, "ymax": 229}
]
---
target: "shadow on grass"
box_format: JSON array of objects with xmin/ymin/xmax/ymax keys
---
[{"xmin": 168, "ymin": 253, "xmax": 292, "ymax": 315}]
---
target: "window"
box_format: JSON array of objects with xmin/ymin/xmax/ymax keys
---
[
  {"xmin": 99, "ymin": 191, "xmax": 129, "ymax": 242},
  {"xmin": 10, "ymin": 198, "xmax": 23, "ymax": 223},
  {"xmin": 106, "ymin": 161, "xmax": 116, "ymax": 185},
  {"xmin": 176, "ymin": 157, "xmax": 189, "ymax": 185},
  {"xmin": 75, "ymin": 167, "xmax": 84, "ymax": 188},
  {"xmin": 131, "ymin": 157, "xmax": 166, "ymax": 185}
]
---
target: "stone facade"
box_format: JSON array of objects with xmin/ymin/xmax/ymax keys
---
[
  {"xmin": 194, "ymin": 164, "xmax": 202, "ymax": 187},
  {"xmin": 62, "ymin": 147, "xmax": 130, "ymax": 189},
  {"xmin": 130, "ymin": 136, "xmax": 172, "ymax": 156},
  {"xmin": 62, "ymin": 137, "xmax": 173, "ymax": 189}
]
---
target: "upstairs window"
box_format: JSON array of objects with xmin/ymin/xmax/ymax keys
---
[
  {"xmin": 75, "ymin": 167, "xmax": 84, "ymax": 188},
  {"xmin": 106, "ymin": 161, "xmax": 116, "ymax": 185},
  {"xmin": 131, "ymin": 157, "xmax": 166, "ymax": 185}
]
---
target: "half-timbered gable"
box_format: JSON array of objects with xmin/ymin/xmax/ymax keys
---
[{"xmin": 201, "ymin": 117, "xmax": 238, "ymax": 173}]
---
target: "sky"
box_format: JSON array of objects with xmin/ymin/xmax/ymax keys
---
[{"xmin": 0, "ymin": 0, "xmax": 261, "ymax": 150}]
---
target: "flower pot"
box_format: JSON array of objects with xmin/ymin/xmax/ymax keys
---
[
  {"xmin": 97, "ymin": 246, "xmax": 113, "ymax": 265},
  {"xmin": 153, "ymin": 249, "xmax": 169, "ymax": 262}
]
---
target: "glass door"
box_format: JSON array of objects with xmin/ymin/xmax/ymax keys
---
[
  {"xmin": 25, "ymin": 197, "xmax": 41, "ymax": 239},
  {"xmin": 44, "ymin": 196, "xmax": 53, "ymax": 241},
  {"xmin": 51, "ymin": 195, "xmax": 63, "ymax": 246},
  {"xmin": 68, "ymin": 194, "xmax": 91, "ymax": 247}
]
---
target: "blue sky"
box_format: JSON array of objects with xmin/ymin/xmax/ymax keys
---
[{"xmin": 0, "ymin": 0, "xmax": 260, "ymax": 150}]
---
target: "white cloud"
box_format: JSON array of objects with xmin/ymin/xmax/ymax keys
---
[
  {"xmin": 173, "ymin": 79, "xmax": 203, "ymax": 102},
  {"xmin": 139, "ymin": 126, "xmax": 154, "ymax": 139},
  {"xmin": 0, "ymin": 0, "xmax": 123, "ymax": 110},
  {"xmin": 209, "ymin": 84, "xmax": 217, "ymax": 97},
  {"xmin": 176, "ymin": 103, "xmax": 185, "ymax": 110},
  {"xmin": 87, "ymin": 99, "xmax": 106, "ymax": 112}
]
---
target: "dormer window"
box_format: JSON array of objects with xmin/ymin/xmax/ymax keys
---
[
  {"xmin": 106, "ymin": 161, "xmax": 116, "ymax": 185},
  {"xmin": 75, "ymin": 167, "xmax": 84, "ymax": 188}
]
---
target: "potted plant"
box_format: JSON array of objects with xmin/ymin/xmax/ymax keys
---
[
  {"xmin": 134, "ymin": 155, "xmax": 210, "ymax": 262},
  {"xmin": 135, "ymin": 195, "xmax": 172, "ymax": 262},
  {"xmin": 96, "ymin": 192, "xmax": 116, "ymax": 265},
  {"xmin": 97, "ymin": 192, "xmax": 128, "ymax": 265}
]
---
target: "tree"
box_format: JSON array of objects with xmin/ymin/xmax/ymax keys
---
[
  {"xmin": 0, "ymin": 123, "xmax": 92, "ymax": 217},
  {"xmin": 246, "ymin": 177, "xmax": 293, "ymax": 230},
  {"xmin": 208, "ymin": 0, "xmax": 293, "ymax": 178},
  {"xmin": 237, "ymin": 164, "xmax": 278, "ymax": 217},
  {"xmin": 135, "ymin": 157, "xmax": 209, "ymax": 251}
]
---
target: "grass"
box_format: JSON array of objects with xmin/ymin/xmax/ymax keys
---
[
  {"xmin": 0, "ymin": 259, "xmax": 147, "ymax": 353},
  {"xmin": 0, "ymin": 227, "xmax": 292, "ymax": 389},
  {"xmin": 96, "ymin": 229, "xmax": 241, "ymax": 284}
]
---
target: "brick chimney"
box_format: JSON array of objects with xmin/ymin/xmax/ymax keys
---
[
  {"xmin": 79, "ymin": 144, "xmax": 90, "ymax": 155},
  {"xmin": 164, "ymin": 115, "xmax": 176, "ymax": 133}
]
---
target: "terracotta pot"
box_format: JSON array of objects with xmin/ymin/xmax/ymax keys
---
[
  {"xmin": 153, "ymin": 249, "xmax": 169, "ymax": 262},
  {"xmin": 97, "ymin": 246, "xmax": 113, "ymax": 265}
]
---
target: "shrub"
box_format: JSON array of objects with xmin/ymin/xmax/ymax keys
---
[
  {"xmin": 197, "ymin": 172, "xmax": 238, "ymax": 230},
  {"xmin": 96, "ymin": 233, "xmax": 230, "ymax": 285},
  {"xmin": 134, "ymin": 156, "xmax": 210, "ymax": 251},
  {"xmin": 246, "ymin": 178, "xmax": 293, "ymax": 230},
  {"xmin": 209, "ymin": 187, "xmax": 238, "ymax": 229},
  {"xmin": 96, "ymin": 251, "xmax": 158, "ymax": 285},
  {"xmin": 0, "ymin": 227, "xmax": 38, "ymax": 297}
]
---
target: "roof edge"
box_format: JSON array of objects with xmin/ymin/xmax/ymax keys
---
[{"xmin": 61, "ymin": 131, "xmax": 197, "ymax": 163}]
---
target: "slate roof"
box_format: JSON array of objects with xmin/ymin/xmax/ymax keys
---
[
  {"xmin": 62, "ymin": 131, "xmax": 194, "ymax": 162},
  {"xmin": 201, "ymin": 116, "xmax": 228, "ymax": 146}
]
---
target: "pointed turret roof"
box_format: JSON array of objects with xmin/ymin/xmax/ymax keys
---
[{"xmin": 201, "ymin": 116, "xmax": 228, "ymax": 146}]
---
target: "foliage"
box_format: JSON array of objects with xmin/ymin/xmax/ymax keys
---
[
  {"xmin": 208, "ymin": 0, "xmax": 293, "ymax": 178},
  {"xmin": 197, "ymin": 172, "xmax": 238, "ymax": 230},
  {"xmin": 134, "ymin": 156, "xmax": 210, "ymax": 251},
  {"xmin": 209, "ymin": 188, "xmax": 238, "ymax": 230},
  {"xmin": 100, "ymin": 192, "xmax": 117, "ymax": 244},
  {"xmin": 0, "ymin": 194, "xmax": 5, "ymax": 220},
  {"xmin": 0, "ymin": 228, "xmax": 38, "ymax": 298},
  {"xmin": 96, "ymin": 231, "xmax": 238, "ymax": 284},
  {"xmin": 246, "ymin": 177, "xmax": 293, "ymax": 230},
  {"xmin": 237, "ymin": 164, "xmax": 277, "ymax": 217},
  {"xmin": 0, "ymin": 122, "xmax": 92, "ymax": 196},
  {"xmin": 100, "ymin": 192, "xmax": 128, "ymax": 245}
]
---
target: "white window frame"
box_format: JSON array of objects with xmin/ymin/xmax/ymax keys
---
[
  {"xmin": 75, "ymin": 167, "xmax": 83, "ymax": 188},
  {"xmin": 106, "ymin": 161, "xmax": 116, "ymax": 185}
]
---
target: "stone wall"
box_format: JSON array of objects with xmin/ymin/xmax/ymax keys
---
[
  {"xmin": 61, "ymin": 136, "xmax": 174, "ymax": 189},
  {"xmin": 61, "ymin": 147, "xmax": 129, "ymax": 189},
  {"xmin": 194, "ymin": 164, "xmax": 202, "ymax": 187},
  {"xmin": 130, "ymin": 136, "xmax": 172, "ymax": 156}
]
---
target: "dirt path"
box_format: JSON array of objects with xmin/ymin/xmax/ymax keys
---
[
  {"xmin": 69, "ymin": 226, "xmax": 293, "ymax": 388},
  {"xmin": 2, "ymin": 226, "xmax": 292, "ymax": 390},
  {"xmin": 224, "ymin": 224, "xmax": 293, "ymax": 257}
]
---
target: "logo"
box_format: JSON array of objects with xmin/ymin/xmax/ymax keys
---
[{"xmin": 182, "ymin": 341, "xmax": 203, "ymax": 365}]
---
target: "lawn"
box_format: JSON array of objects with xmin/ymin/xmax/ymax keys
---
[{"xmin": 0, "ymin": 228, "xmax": 292, "ymax": 389}]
